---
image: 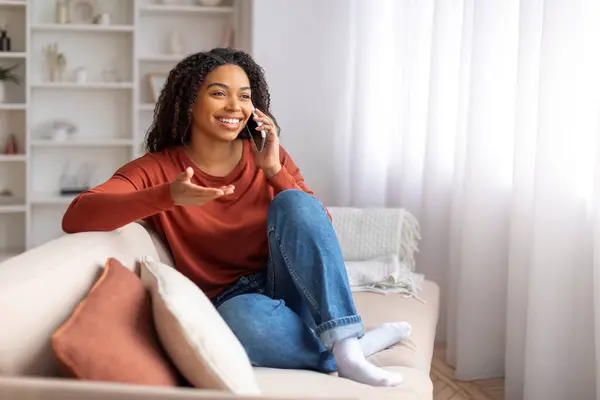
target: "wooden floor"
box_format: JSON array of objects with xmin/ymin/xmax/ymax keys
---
[{"xmin": 431, "ymin": 345, "xmax": 505, "ymax": 400}]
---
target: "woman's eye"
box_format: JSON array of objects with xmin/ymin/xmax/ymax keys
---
[
  {"xmin": 241, "ymin": 94, "xmax": 251, "ymax": 99},
  {"xmin": 212, "ymin": 91, "xmax": 225, "ymax": 97}
]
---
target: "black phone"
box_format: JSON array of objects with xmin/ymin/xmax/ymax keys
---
[{"xmin": 245, "ymin": 107, "xmax": 266, "ymax": 152}]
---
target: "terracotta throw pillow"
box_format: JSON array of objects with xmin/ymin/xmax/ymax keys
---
[{"xmin": 51, "ymin": 258, "xmax": 181, "ymax": 386}]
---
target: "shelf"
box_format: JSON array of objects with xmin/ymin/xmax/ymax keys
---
[
  {"xmin": 0, "ymin": 103, "xmax": 26, "ymax": 110},
  {"xmin": 30, "ymin": 24, "xmax": 134, "ymax": 33},
  {"xmin": 0, "ymin": 154, "xmax": 26, "ymax": 162},
  {"xmin": 139, "ymin": 54, "xmax": 184, "ymax": 63},
  {"xmin": 31, "ymin": 82, "xmax": 134, "ymax": 90},
  {"xmin": 0, "ymin": 0, "xmax": 26, "ymax": 7},
  {"xmin": 139, "ymin": 103, "xmax": 155, "ymax": 111},
  {"xmin": 31, "ymin": 195, "xmax": 76, "ymax": 205},
  {"xmin": 31, "ymin": 139, "xmax": 134, "ymax": 147},
  {"xmin": 0, "ymin": 52, "xmax": 26, "ymax": 59},
  {"xmin": 0, "ymin": 204, "xmax": 26, "ymax": 213},
  {"xmin": 139, "ymin": 4, "xmax": 234, "ymax": 15}
]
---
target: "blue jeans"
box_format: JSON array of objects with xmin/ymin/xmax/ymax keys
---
[{"xmin": 212, "ymin": 189, "xmax": 364, "ymax": 373}]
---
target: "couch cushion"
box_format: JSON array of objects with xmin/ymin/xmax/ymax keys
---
[
  {"xmin": 140, "ymin": 258, "xmax": 260, "ymax": 395},
  {"xmin": 254, "ymin": 366, "xmax": 430, "ymax": 400},
  {"xmin": 255, "ymin": 280, "xmax": 439, "ymax": 400},
  {"xmin": 357, "ymin": 280, "xmax": 440, "ymax": 375},
  {"xmin": 51, "ymin": 258, "xmax": 180, "ymax": 386}
]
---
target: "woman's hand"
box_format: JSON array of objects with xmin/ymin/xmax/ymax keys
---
[
  {"xmin": 170, "ymin": 167, "xmax": 234, "ymax": 206},
  {"xmin": 252, "ymin": 108, "xmax": 281, "ymax": 179}
]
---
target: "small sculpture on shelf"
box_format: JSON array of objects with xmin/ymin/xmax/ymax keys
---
[
  {"xmin": 93, "ymin": 13, "xmax": 112, "ymax": 26},
  {"xmin": 0, "ymin": 188, "xmax": 14, "ymax": 205},
  {"xmin": 74, "ymin": 67, "xmax": 88, "ymax": 83},
  {"xmin": 40, "ymin": 119, "xmax": 78, "ymax": 141},
  {"xmin": 43, "ymin": 43, "xmax": 67, "ymax": 82},
  {"xmin": 58, "ymin": 0, "xmax": 99, "ymax": 25},
  {"xmin": 3, "ymin": 134, "xmax": 18, "ymax": 155},
  {"xmin": 59, "ymin": 161, "xmax": 95, "ymax": 196}
]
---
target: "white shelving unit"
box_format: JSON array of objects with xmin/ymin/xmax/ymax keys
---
[{"xmin": 0, "ymin": 0, "xmax": 251, "ymax": 256}]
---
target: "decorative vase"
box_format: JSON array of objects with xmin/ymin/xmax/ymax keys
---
[
  {"xmin": 0, "ymin": 82, "xmax": 5, "ymax": 103},
  {"xmin": 169, "ymin": 31, "xmax": 183, "ymax": 55},
  {"xmin": 75, "ymin": 67, "xmax": 87, "ymax": 84},
  {"xmin": 56, "ymin": 0, "xmax": 69, "ymax": 24},
  {"xmin": 3, "ymin": 134, "xmax": 17, "ymax": 155}
]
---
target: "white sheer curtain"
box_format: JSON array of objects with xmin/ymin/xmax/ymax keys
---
[{"xmin": 329, "ymin": 0, "xmax": 600, "ymax": 398}]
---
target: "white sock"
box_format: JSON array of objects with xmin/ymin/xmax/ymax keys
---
[
  {"xmin": 359, "ymin": 322, "xmax": 412, "ymax": 358},
  {"xmin": 333, "ymin": 337, "xmax": 403, "ymax": 387}
]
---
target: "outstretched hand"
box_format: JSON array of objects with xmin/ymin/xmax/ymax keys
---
[{"xmin": 170, "ymin": 167, "xmax": 234, "ymax": 206}]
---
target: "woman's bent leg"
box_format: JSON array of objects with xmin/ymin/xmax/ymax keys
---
[
  {"xmin": 217, "ymin": 293, "xmax": 335, "ymax": 373},
  {"xmin": 266, "ymin": 189, "xmax": 402, "ymax": 386},
  {"xmin": 266, "ymin": 190, "xmax": 362, "ymax": 347}
]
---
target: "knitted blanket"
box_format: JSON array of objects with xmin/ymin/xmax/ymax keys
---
[
  {"xmin": 328, "ymin": 207, "xmax": 424, "ymax": 299},
  {"xmin": 328, "ymin": 207, "xmax": 421, "ymax": 270}
]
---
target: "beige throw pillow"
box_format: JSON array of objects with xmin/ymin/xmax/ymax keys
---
[{"xmin": 139, "ymin": 257, "xmax": 260, "ymax": 395}]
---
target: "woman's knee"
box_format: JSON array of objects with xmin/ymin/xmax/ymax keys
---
[
  {"xmin": 267, "ymin": 190, "xmax": 326, "ymax": 226},
  {"xmin": 270, "ymin": 189, "xmax": 318, "ymax": 210}
]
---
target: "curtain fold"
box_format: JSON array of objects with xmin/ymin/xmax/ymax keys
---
[{"xmin": 326, "ymin": 0, "xmax": 600, "ymax": 398}]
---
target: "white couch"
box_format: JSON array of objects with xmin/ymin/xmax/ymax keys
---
[{"xmin": 0, "ymin": 221, "xmax": 439, "ymax": 400}]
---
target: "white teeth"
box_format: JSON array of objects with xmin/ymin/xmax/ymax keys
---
[{"xmin": 219, "ymin": 118, "xmax": 240, "ymax": 124}]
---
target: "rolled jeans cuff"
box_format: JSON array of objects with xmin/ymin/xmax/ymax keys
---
[{"xmin": 317, "ymin": 315, "xmax": 364, "ymax": 350}]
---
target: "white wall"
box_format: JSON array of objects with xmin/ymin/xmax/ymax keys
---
[{"xmin": 251, "ymin": 0, "xmax": 351, "ymax": 205}]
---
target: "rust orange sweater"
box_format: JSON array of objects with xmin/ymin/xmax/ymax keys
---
[{"xmin": 62, "ymin": 139, "xmax": 323, "ymax": 298}]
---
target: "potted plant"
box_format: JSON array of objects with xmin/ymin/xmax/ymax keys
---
[{"xmin": 0, "ymin": 64, "xmax": 20, "ymax": 103}]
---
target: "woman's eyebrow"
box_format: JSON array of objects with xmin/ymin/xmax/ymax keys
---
[
  {"xmin": 207, "ymin": 82, "xmax": 228, "ymax": 89},
  {"xmin": 207, "ymin": 82, "xmax": 251, "ymax": 91}
]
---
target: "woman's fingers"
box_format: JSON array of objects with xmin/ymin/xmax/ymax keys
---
[
  {"xmin": 189, "ymin": 183, "xmax": 235, "ymax": 198},
  {"xmin": 218, "ymin": 185, "xmax": 235, "ymax": 195},
  {"xmin": 253, "ymin": 109, "xmax": 270, "ymax": 126},
  {"xmin": 172, "ymin": 171, "xmax": 235, "ymax": 206},
  {"xmin": 253, "ymin": 109, "xmax": 277, "ymax": 136}
]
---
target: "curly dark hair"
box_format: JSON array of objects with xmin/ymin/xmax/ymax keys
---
[{"xmin": 144, "ymin": 48, "xmax": 278, "ymax": 153}]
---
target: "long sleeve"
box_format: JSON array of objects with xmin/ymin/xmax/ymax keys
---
[
  {"xmin": 267, "ymin": 145, "xmax": 332, "ymax": 220},
  {"xmin": 267, "ymin": 146, "xmax": 316, "ymax": 195},
  {"xmin": 62, "ymin": 161, "xmax": 175, "ymax": 233}
]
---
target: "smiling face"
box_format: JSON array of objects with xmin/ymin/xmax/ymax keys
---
[{"xmin": 191, "ymin": 64, "xmax": 253, "ymax": 143}]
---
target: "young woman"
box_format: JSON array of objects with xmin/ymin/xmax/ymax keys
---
[{"xmin": 62, "ymin": 48, "xmax": 410, "ymax": 387}]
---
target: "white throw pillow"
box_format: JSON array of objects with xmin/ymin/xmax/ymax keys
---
[{"xmin": 139, "ymin": 257, "xmax": 260, "ymax": 395}]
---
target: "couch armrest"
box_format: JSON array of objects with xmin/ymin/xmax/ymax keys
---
[
  {"xmin": 136, "ymin": 220, "xmax": 175, "ymax": 266},
  {"xmin": 0, "ymin": 223, "xmax": 161, "ymax": 377},
  {"xmin": 0, "ymin": 377, "xmax": 352, "ymax": 400}
]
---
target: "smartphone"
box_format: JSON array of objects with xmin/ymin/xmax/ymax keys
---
[{"xmin": 245, "ymin": 106, "xmax": 266, "ymax": 152}]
